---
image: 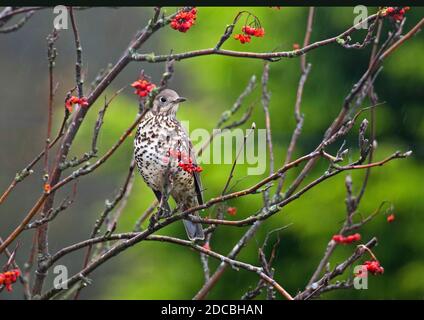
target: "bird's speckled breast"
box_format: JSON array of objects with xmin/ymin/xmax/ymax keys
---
[{"xmin": 134, "ymin": 113, "xmax": 196, "ymax": 202}]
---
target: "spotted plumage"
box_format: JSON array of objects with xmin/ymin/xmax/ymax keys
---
[{"xmin": 134, "ymin": 89, "xmax": 204, "ymax": 240}]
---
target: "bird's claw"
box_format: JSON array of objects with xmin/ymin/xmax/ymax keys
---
[
  {"xmin": 157, "ymin": 206, "xmax": 171, "ymax": 218},
  {"xmin": 148, "ymin": 214, "xmax": 157, "ymax": 230}
]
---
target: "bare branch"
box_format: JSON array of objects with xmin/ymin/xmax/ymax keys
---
[
  {"xmin": 0, "ymin": 10, "xmax": 34, "ymax": 33},
  {"xmin": 132, "ymin": 13, "xmax": 378, "ymax": 63}
]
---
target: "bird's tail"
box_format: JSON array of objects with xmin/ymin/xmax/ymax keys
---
[{"xmin": 183, "ymin": 219, "xmax": 204, "ymax": 241}]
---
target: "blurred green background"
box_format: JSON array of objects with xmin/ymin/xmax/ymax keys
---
[{"xmin": 0, "ymin": 7, "xmax": 423, "ymax": 299}]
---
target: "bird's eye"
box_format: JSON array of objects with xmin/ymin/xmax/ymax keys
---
[{"xmin": 160, "ymin": 97, "xmax": 167, "ymax": 103}]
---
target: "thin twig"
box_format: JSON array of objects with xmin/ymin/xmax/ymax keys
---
[{"xmin": 296, "ymin": 238, "xmax": 378, "ymax": 300}]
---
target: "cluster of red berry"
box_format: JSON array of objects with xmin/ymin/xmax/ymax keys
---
[
  {"xmin": 357, "ymin": 260, "xmax": 385, "ymax": 276},
  {"xmin": 65, "ymin": 96, "xmax": 89, "ymax": 113},
  {"xmin": 0, "ymin": 269, "xmax": 20, "ymax": 292},
  {"xmin": 170, "ymin": 8, "xmax": 197, "ymax": 33},
  {"xmin": 234, "ymin": 25, "xmax": 266, "ymax": 44},
  {"xmin": 332, "ymin": 233, "xmax": 361, "ymax": 244},
  {"xmin": 131, "ymin": 79, "xmax": 156, "ymax": 98},
  {"xmin": 242, "ymin": 26, "xmax": 265, "ymax": 37},
  {"xmin": 234, "ymin": 34, "xmax": 252, "ymax": 44},
  {"xmin": 178, "ymin": 158, "xmax": 203, "ymax": 173},
  {"xmin": 384, "ymin": 6, "xmax": 410, "ymax": 21}
]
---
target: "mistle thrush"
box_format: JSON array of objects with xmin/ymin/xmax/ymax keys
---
[{"xmin": 134, "ymin": 89, "xmax": 205, "ymax": 240}]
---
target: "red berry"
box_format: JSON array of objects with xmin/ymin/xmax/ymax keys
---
[
  {"xmin": 254, "ymin": 28, "xmax": 265, "ymax": 37},
  {"xmin": 242, "ymin": 26, "xmax": 254, "ymax": 36},
  {"xmin": 332, "ymin": 235, "xmax": 343, "ymax": 243},
  {"xmin": 387, "ymin": 214, "xmax": 395, "ymax": 223},
  {"xmin": 386, "ymin": 7, "xmax": 395, "ymax": 14},
  {"xmin": 227, "ymin": 207, "xmax": 237, "ymax": 216},
  {"xmin": 44, "ymin": 183, "xmax": 51, "ymax": 193}
]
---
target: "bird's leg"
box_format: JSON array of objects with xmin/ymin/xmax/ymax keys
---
[
  {"xmin": 158, "ymin": 192, "xmax": 171, "ymax": 218},
  {"xmin": 153, "ymin": 190, "xmax": 171, "ymax": 219},
  {"xmin": 148, "ymin": 213, "xmax": 157, "ymax": 231},
  {"xmin": 156, "ymin": 170, "xmax": 174, "ymax": 218},
  {"xmin": 174, "ymin": 202, "xmax": 184, "ymax": 214}
]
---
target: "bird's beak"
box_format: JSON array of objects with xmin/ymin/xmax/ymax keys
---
[{"xmin": 173, "ymin": 97, "xmax": 187, "ymax": 104}]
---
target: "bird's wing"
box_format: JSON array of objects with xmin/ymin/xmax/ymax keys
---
[
  {"xmin": 175, "ymin": 119, "xmax": 204, "ymax": 206},
  {"xmin": 188, "ymin": 138, "xmax": 204, "ymax": 205}
]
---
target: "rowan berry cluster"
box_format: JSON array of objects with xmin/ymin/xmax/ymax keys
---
[
  {"xmin": 65, "ymin": 96, "xmax": 88, "ymax": 113},
  {"xmin": 234, "ymin": 25, "xmax": 266, "ymax": 44},
  {"xmin": 234, "ymin": 13, "xmax": 265, "ymax": 44},
  {"xmin": 178, "ymin": 158, "xmax": 203, "ymax": 173},
  {"xmin": 131, "ymin": 79, "xmax": 156, "ymax": 98},
  {"xmin": 242, "ymin": 25, "xmax": 265, "ymax": 37},
  {"xmin": 357, "ymin": 260, "xmax": 385, "ymax": 276},
  {"xmin": 0, "ymin": 269, "xmax": 20, "ymax": 292},
  {"xmin": 383, "ymin": 6, "xmax": 410, "ymax": 21},
  {"xmin": 170, "ymin": 7, "xmax": 197, "ymax": 33},
  {"xmin": 332, "ymin": 233, "xmax": 361, "ymax": 244}
]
